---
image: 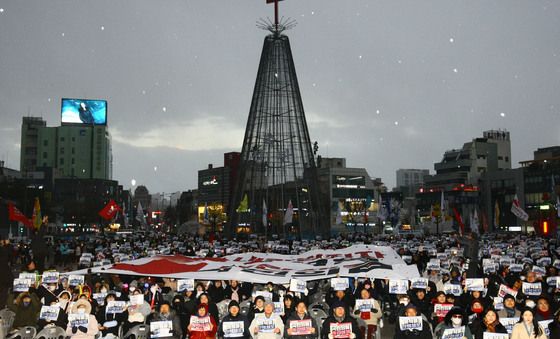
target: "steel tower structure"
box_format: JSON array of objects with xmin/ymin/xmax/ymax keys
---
[{"xmin": 228, "ymin": 11, "xmax": 325, "ymax": 239}]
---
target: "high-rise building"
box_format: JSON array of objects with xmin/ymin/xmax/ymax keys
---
[
  {"xmin": 396, "ymin": 169, "xmax": 430, "ymax": 188},
  {"xmin": 20, "ymin": 117, "xmax": 112, "ymax": 180},
  {"xmin": 20, "ymin": 117, "xmax": 46, "ymax": 173}
]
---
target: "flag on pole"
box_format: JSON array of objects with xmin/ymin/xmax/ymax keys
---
[
  {"xmin": 510, "ymin": 194, "xmax": 529, "ymax": 221},
  {"xmin": 262, "ymin": 199, "xmax": 268, "ymax": 227},
  {"xmin": 452, "ymin": 207, "xmax": 464, "ymax": 235},
  {"xmin": 284, "ymin": 200, "xmax": 293, "ymax": 225},
  {"xmin": 8, "ymin": 203, "xmax": 32, "ymax": 228},
  {"xmin": 136, "ymin": 201, "xmax": 146, "ymax": 225},
  {"xmin": 32, "ymin": 197, "xmax": 42, "ymax": 230},
  {"xmin": 471, "ymin": 209, "xmax": 480, "ymax": 235},
  {"xmin": 494, "ymin": 200, "xmax": 500, "ymax": 229},
  {"xmin": 237, "ymin": 194, "xmax": 249, "ymax": 212},
  {"xmin": 203, "ymin": 202, "xmax": 209, "ymax": 223},
  {"xmin": 98, "ymin": 199, "xmax": 121, "ymax": 220}
]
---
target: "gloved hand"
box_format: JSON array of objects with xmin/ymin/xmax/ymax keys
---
[
  {"xmin": 371, "ymin": 308, "xmax": 379, "ymax": 313},
  {"xmin": 78, "ymin": 326, "xmax": 88, "ymax": 333},
  {"xmin": 354, "ymin": 309, "xmax": 361, "ymax": 315},
  {"xmin": 72, "ymin": 327, "xmax": 78, "ymax": 334}
]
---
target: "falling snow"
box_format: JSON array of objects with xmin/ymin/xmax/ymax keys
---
[
  {"xmin": 131, "ymin": 179, "xmax": 136, "ymax": 186},
  {"xmin": 449, "ymin": 37, "xmax": 454, "ymax": 43},
  {"xmin": 358, "ymin": 55, "xmax": 362, "ymax": 59},
  {"xmin": 100, "ymin": 26, "xmax": 105, "ymax": 31},
  {"xmin": 154, "ymin": 166, "xmax": 158, "ymax": 172},
  {"xmin": 397, "ymin": 59, "xmax": 402, "ymax": 64},
  {"xmin": 0, "ymin": 8, "xmax": 4, "ymax": 13},
  {"xmin": 376, "ymin": 109, "xmax": 380, "ymax": 114},
  {"xmin": 47, "ymin": 98, "xmax": 51, "ymax": 102},
  {"xmin": 453, "ymin": 68, "xmax": 458, "ymax": 73},
  {"xmin": 162, "ymin": 107, "xmax": 167, "ymax": 112},
  {"xmin": 500, "ymin": 112, "xmax": 506, "ymax": 117},
  {"xmin": 61, "ymin": 33, "xmax": 65, "ymax": 37},
  {"xmin": 394, "ymin": 121, "xmax": 399, "ymax": 125}
]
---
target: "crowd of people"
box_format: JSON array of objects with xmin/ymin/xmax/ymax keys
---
[{"xmin": 1, "ymin": 230, "xmax": 560, "ymax": 339}]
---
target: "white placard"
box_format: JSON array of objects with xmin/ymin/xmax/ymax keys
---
[
  {"xmin": 39, "ymin": 306, "xmax": 60, "ymax": 321},
  {"xmin": 498, "ymin": 284, "xmax": 518, "ymax": 298},
  {"xmin": 329, "ymin": 322, "xmax": 352, "ymax": 338},
  {"xmin": 499, "ymin": 318, "xmax": 517, "ymax": 334},
  {"xmin": 399, "ymin": 316, "xmax": 423, "ymax": 331},
  {"xmin": 509, "ymin": 264, "xmax": 523, "ymax": 272},
  {"xmin": 93, "ymin": 293, "xmax": 107, "ymax": 306},
  {"xmin": 42, "ymin": 271, "xmax": 60, "ymax": 284},
  {"xmin": 443, "ymin": 283, "xmax": 462, "ymax": 296},
  {"xmin": 68, "ymin": 275, "xmax": 85, "ymax": 286},
  {"xmin": 222, "ymin": 321, "xmax": 245, "ymax": 337},
  {"xmin": 483, "ymin": 333, "xmax": 508, "ymax": 339},
  {"xmin": 466, "ymin": 278, "xmax": 485, "ymax": 291},
  {"xmin": 273, "ymin": 302, "xmax": 284, "ymax": 316},
  {"xmin": 19, "ymin": 272, "xmax": 36, "ymax": 281},
  {"xmin": 532, "ymin": 266, "xmax": 546, "ymax": 275},
  {"xmin": 427, "ymin": 259, "xmax": 441, "ymax": 270},
  {"xmin": 190, "ymin": 315, "xmax": 212, "ymax": 332},
  {"xmin": 106, "ymin": 301, "xmax": 126, "ymax": 314},
  {"xmin": 522, "ymin": 282, "xmax": 542, "ymax": 296},
  {"xmin": 177, "ymin": 279, "xmax": 195, "ymax": 292},
  {"xmin": 151, "ymin": 320, "xmax": 173, "ymax": 338},
  {"xmin": 389, "ymin": 280, "xmax": 408, "ymax": 294},
  {"xmin": 129, "ymin": 294, "xmax": 144, "ymax": 305},
  {"xmin": 355, "ymin": 299, "xmax": 373, "ymax": 312},
  {"xmin": 68, "ymin": 313, "xmax": 89, "ymax": 328},
  {"xmin": 493, "ymin": 297, "xmax": 504, "ymax": 310},
  {"xmin": 253, "ymin": 291, "xmax": 273, "ymax": 301},
  {"xmin": 538, "ymin": 319, "xmax": 553, "ymax": 337},
  {"xmin": 331, "ymin": 278, "xmax": 349, "ymax": 291},
  {"xmin": 256, "ymin": 317, "xmax": 276, "ymax": 333},
  {"xmin": 289, "ymin": 279, "xmax": 307, "ymax": 293},
  {"xmin": 442, "ymin": 326, "xmax": 465, "ymax": 339},
  {"xmin": 13, "ymin": 278, "xmax": 33, "ymax": 292},
  {"xmin": 289, "ymin": 319, "xmax": 313, "ymax": 336},
  {"xmin": 546, "ymin": 276, "xmax": 559, "ymax": 288},
  {"xmin": 410, "ymin": 278, "xmax": 428, "ymax": 290},
  {"xmin": 434, "ymin": 303, "xmax": 454, "ymax": 318}
]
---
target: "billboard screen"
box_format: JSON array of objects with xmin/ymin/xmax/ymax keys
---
[{"xmin": 61, "ymin": 98, "xmax": 107, "ymax": 125}]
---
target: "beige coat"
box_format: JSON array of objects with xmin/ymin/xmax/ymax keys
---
[{"xmin": 510, "ymin": 323, "xmax": 547, "ymax": 339}]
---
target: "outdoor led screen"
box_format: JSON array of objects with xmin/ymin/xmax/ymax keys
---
[{"xmin": 61, "ymin": 98, "xmax": 107, "ymax": 125}]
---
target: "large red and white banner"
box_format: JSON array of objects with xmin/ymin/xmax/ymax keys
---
[{"xmin": 67, "ymin": 245, "xmax": 419, "ymax": 284}]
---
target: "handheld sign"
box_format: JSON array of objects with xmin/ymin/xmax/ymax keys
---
[
  {"xmin": 355, "ymin": 299, "xmax": 373, "ymax": 313},
  {"xmin": 399, "ymin": 316, "xmax": 423, "ymax": 331},
  {"xmin": 253, "ymin": 291, "xmax": 273, "ymax": 301},
  {"xmin": 410, "ymin": 278, "xmax": 428, "ymax": 290},
  {"xmin": 509, "ymin": 264, "xmax": 523, "ymax": 273},
  {"xmin": 68, "ymin": 313, "xmax": 89, "ymax": 328},
  {"xmin": 434, "ymin": 304, "xmax": 454, "ymax": 318},
  {"xmin": 273, "ymin": 302, "xmax": 284, "ymax": 316},
  {"xmin": 538, "ymin": 320, "xmax": 553, "ymax": 337},
  {"xmin": 483, "ymin": 333, "xmax": 508, "ymax": 339},
  {"xmin": 222, "ymin": 321, "xmax": 245, "ymax": 338},
  {"xmin": 190, "ymin": 316, "xmax": 212, "ymax": 332},
  {"xmin": 106, "ymin": 301, "xmax": 126, "ymax": 314},
  {"xmin": 465, "ymin": 278, "xmax": 485, "ymax": 292},
  {"xmin": 443, "ymin": 283, "xmax": 462, "ymax": 297},
  {"xmin": 497, "ymin": 284, "xmax": 518, "ymax": 298},
  {"xmin": 42, "ymin": 271, "xmax": 59, "ymax": 284},
  {"xmin": 19, "ymin": 272, "xmax": 36, "ymax": 281},
  {"xmin": 256, "ymin": 317, "xmax": 275, "ymax": 333},
  {"xmin": 499, "ymin": 318, "xmax": 517, "ymax": 334},
  {"xmin": 177, "ymin": 279, "xmax": 195, "ymax": 292},
  {"xmin": 39, "ymin": 306, "xmax": 60, "ymax": 321},
  {"xmin": 522, "ymin": 282, "xmax": 542, "ymax": 296},
  {"xmin": 329, "ymin": 322, "xmax": 352, "ymax": 338},
  {"xmin": 331, "ymin": 278, "xmax": 349, "ymax": 291},
  {"xmin": 68, "ymin": 275, "xmax": 85, "ymax": 286},
  {"xmin": 289, "ymin": 319, "xmax": 313, "ymax": 336},
  {"xmin": 289, "ymin": 278, "xmax": 307, "ymax": 294},
  {"xmin": 129, "ymin": 294, "xmax": 144, "ymax": 305},
  {"xmin": 442, "ymin": 326, "xmax": 465, "ymax": 339},
  {"xmin": 427, "ymin": 259, "xmax": 441, "ymax": 270},
  {"xmin": 389, "ymin": 280, "xmax": 408, "ymax": 294},
  {"xmin": 151, "ymin": 320, "xmax": 173, "ymax": 338},
  {"xmin": 493, "ymin": 297, "xmax": 504, "ymax": 310},
  {"xmin": 13, "ymin": 278, "xmax": 33, "ymax": 292},
  {"xmin": 93, "ymin": 293, "xmax": 107, "ymax": 306}
]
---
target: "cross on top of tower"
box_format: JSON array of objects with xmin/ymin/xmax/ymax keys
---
[
  {"xmin": 259, "ymin": 0, "xmax": 295, "ymax": 35},
  {"xmin": 266, "ymin": 0, "xmax": 283, "ymax": 26}
]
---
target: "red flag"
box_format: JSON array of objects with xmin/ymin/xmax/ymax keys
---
[
  {"xmin": 98, "ymin": 199, "xmax": 121, "ymax": 220},
  {"xmin": 452, "ymin": 207, "xmax": 465, "ymax": 235},
  {"xmin": 8, "ymin": 203, "xmax": 33, "ymax": 228}
]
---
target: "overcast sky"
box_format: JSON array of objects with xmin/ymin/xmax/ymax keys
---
[{"xmin": 1, "ymin": 0, "xmax": 559, "ymax": 194}]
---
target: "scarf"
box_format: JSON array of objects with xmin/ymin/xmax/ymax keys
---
[
  {"xmin": 484, "ymin": 319, "xmax": 498, "ymax": 333},
  {"xmin": 231, "ymin": 287, "xmax": 239, "ymax": 302},
  {"xmin": 536, "ymin": 308, "xmax": 551, "ymax": 320}
]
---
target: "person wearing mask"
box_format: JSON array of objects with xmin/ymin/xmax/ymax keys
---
[
  {"xmin": 498, "ymin": 294, "xmax": 521, "ymax": 319},
  {"xmin": 96, "ymin": 292, "xmax": 127, "ymax": 338},
  {"xmin": 7, "ymin": 291, "xmax": 42, "ymax": 329},
  {"xmin": 468, "ymin": 299, "xmax": 486, "ymax": 324},
  {"xmin": 171, "ymin": 295, "xmax": 189, "ymax": 336},
  {"xmin": 352, "ymin": 288, "xmax": 381, "ymax": 339},
  {"xmin": 188, "ymin": 304, "xmax": 217, "ymax": 339},
  {"xmin": 469, "ymin": 309, "xmax": 508, "ymax": 339},
  {"xmin": 393, "ymin": 304, "xmax": 432, "ymax": 339},
  {"xmin": 37, "ymin": 298, "xmax": 68, "ymax": 330},
  {"xmin": 218, "ymin": 300, "xmax": 251, "ymax": 339},
  {"xmin": 66, "ymin": 299, "xmax": 99, "ymax": 339},
  {"xmin": 249, "ymin": 301, "xmax": 284, "ymax": 339},
  {"xmin": 285, "ymin": 301, "xmax": 318, "ymax": 339},
  {"xmin": 58, "ymin": 291, "xmax": 72, "ymax": 314},
  {"xmin": 321, "ymin": 300, "xmax": 360, "ymax": 339},
  {"xmin": 434, "ymin": 307, "xmax": 474, "ymax": 339},
  {"xmin": 148, "ymin": 301, "xmax": 183, "ymax": 339},
  {"xmin": 510, "ymin": 308, "xmax": 547, "ymax": 339}
]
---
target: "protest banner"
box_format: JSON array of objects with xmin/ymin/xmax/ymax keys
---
[
  {"xmin": 289, "ymin": 319, "xmax": 313, "ymax": 336},
  {"xmin": 68, "ymin": 275, "xmax": 84, "ymax": 286},
  {"xmin": 106, "ymin": 301, "xmax": 126, "ymax": 314},
  {"xmin": 39, "ymin": 306, "xmax": 60, "ymax": 321},
  {"xmin": 329, "ymin": 322, "xmax": 352, "ymax": 338},
  {"xmin": 42, "ymin": 271, "xmax": 59, "ymax": 284},
  {"xmin": 223, "ymin": 321, "xmax": 245, "ymax": 337},
  {"xmin": 13, "ymin": 278, "xmax": 33, "ymax": 292},
  {"xmin": 190, "ymin": 316, "xmax": 212, "ymax": 332},
  {"xmin": 177, "ymin": 279, "xmax": 195, "ymax": 292},
  {"xmin": 434, "ymin": 304, "xmax": 454, "ymax": 318},
  {"xmin": 399, "ymin": 316, "xmax": 423, "ymax": 331},
  {"xmin": 256, "ymin": 317, "xmax": 276, "ymax": 333},
  {"xmin": 522, "ymin": 282, "xmax": 542, "ymax": 296},
  {"xmin": 410, "ymin": 278, "xmax": 428, "ymax": 290},
  {"xmin": 68, "ymin": 314, "xmax": 89, "ymax": 328}
]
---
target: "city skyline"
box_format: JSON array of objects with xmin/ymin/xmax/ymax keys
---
[{"xmin": 1, "ymin": 1, "xmax": 559, "ymax": 193}]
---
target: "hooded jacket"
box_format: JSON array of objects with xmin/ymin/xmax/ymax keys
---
[
  {"xmin": 7, "ymin": 292, "xmax": 41, "ymax": 328},
  {"xmin": 433, "ymin": 307, "xmax": 474, "ymax": 339}
]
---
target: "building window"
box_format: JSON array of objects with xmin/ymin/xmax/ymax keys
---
[
  {"xmin": 60, "ymin": 137, "xmax": 65, "ymax": 142},
  {"xmin": 72, "ymin": 137, "xmax": 75, "ymax": 142},
  {"xmin": 72, "ymin": 148, "xmax": 75, "ymax": 154},
  {"xmin": 43, "ymin": 152, "xmax": 47, "ymax": 159},
  {"xmin": 505, "ymin": 156, "xmax": 509, "ymax": 162},
  {"xmin": 43, "ymin": 140, "xmax": 48, "ymax": 146},
  {"xmin": 60, "ymin": 158, "xmax": 64, "ymax": 165},
  {"xmin": 60, "ymin": 147, "xmax": 65, "ymax": 154},
  {"xmin": 71, "ymin": 158, "xmax": 75, "ymax": 165}
]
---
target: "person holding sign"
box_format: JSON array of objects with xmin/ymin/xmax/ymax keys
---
[
  {"xmin": 6, "ymin": 291, "xmax": 41, "ymax": 329},
  {"xmin": 37, "ymin": 299, "xmax": 68, "ymax": 331},
  {"xmin": 469, "ymin": 309, "xmax": 508, "ymax": 339},
  {"xmin": 149, "ymin": 301, "xmax": 183, "ymax": 339},
  {"xmin": 249, "ymin": 301, "xmax": 284, "ymax": 339},
  {"xmin": 66, "ymin": 299, "xmax": 99, "ymax": 339},
  {"xmin": 218, "ymin": 300, "xmax": 251, "ymax": 339},
  {"xmin": 510, "ymin": 308, "xmax": 547, "ymax": 339},
  {"xmin": 285, "ymin": 300, "xmax": 318, "ymax": 339},
  {"xmin": 352, "ymin": 288, "xmax": 381, "ymax": 339},
  {"xmin": 95, "ymin": 293, "xmax": 127, "ymax": 338},
  {"xmin": 393, "ymin": 304, "xmax": 432, "ymax": 339},
  {"xmin": 434, "ymin": 307, "xmax": 474, "ymax": 339},
  {"xmin": 326, "ymin": 287, "xmax": 355, "ymax": 317},
  {"xmin": 320, "ymin": 300, "xmax": 359, "ymax": 339}
]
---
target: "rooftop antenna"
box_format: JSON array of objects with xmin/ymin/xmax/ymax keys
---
[{"xmin": 258, "ymin": 0, "xmax": 296, "ymax": 35}]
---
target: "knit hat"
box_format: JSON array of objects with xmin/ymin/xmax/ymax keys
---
[
  {"xmin": 228, "ymin": 300, "xmax": 240, "ymax": 310},
  {"xmin": 331, "ymin": 300, "xmax": 346, "ymax": 310}
]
